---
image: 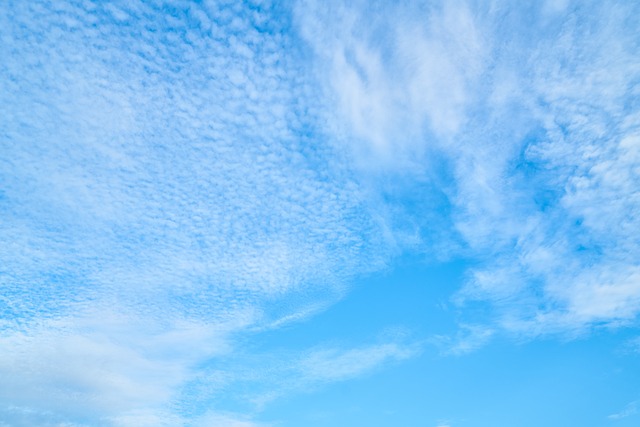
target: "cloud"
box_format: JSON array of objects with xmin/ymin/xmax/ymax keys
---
[
  {"xmin": 297, "ymin": 341, "xmax": 419, "ymax": 383},
  {"xmin": 299, "ymin": 0, "xmax": 640, "ymax": 338},
  {"xmin": 0, "ymin": 308, "xmax": 245, "ymax": 426},
  {"xmin": 181, "ymin": 333, "xmax": 422, "ymax": 411},
  {"xmin": 296, "ymin": 0, "xmax": 486, "ymax": 168},
  {"xmin": 1, "ymin": 0, "xmax": 389, "ymax": 325},
  {"xmin": 432, "ymin": 324, "xmax": 494, "ymax": 356},
  {"xmin": 609, "ymin": 400, "xmax": 638, "ymax": 420},
  {"xmin": 450, "ymin": 1, "xmax": 640, "ymax": 336},
  {"xmin": 621, "ymin": 336, "xmax": 640, "ymax": 355},
  {"xmin": 0, "ymin": 0, "xmax": 396, "ymax": 424},
  {"xmin": 2, "ymin": 0, "xmax": 639, "ymax": 424}
]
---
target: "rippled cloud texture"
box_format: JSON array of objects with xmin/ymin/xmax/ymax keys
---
[{"xmin": 1, "ymin": 0, "xmax": 639, "ymax": 426}]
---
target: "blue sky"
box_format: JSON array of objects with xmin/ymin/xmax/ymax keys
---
[{"xmin": 1, "ymin": 0, "xmax": 639, "ymax": 426}]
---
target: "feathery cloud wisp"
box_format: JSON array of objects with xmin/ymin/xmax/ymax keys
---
[{"xmin": 299, "ymin": 0, "xmax": 640, "ymax": 336}]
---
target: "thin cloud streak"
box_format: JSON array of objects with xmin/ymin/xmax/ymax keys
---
[{"xmin": 608, "ymin": 400, "xmax": 638, "ymax": 420}]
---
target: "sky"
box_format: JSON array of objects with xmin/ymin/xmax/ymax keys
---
[{"xmin": 1, "ymin": 0, "xmax": 639, "ymax": 426}]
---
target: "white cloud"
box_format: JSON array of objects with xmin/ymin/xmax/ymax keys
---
[
  {"xmin": 296, "ymin": 0, "xmax": 486, "ymax": 168},
  {"xmin": 298, "ymin": 341, "xmax": 419, "ymax": 383},
  {"xmin": 624, "ymin": 337, "xmax": 640, "ymax": 354},
  {"xmin": 0, "ymin": 309, "xmax": 244, "ymax": 426},
  {"xmin": 1, "ymin": 0, "xmax": 388, "ymax": 323},
  {"xmin": 608, "ymin": 400, "xmax": 638, "ymax": 420},
  {"xmin": 2, "ymin": 0, "xmax": 639, "ymax": 423},
  {"xmin": 300, "ymin": 0, "xmax": 640, "ymax": 338},
  {"xmin": 0, "ymin": 1, "xmax": 395, "ymax": 424},
  {"xmin": 199, "ymin": 336, "xmax": 422, "ymax": 411},
  {"xmin": 433, "ymin": 325, "xmax": 494, "ymax": 356}
]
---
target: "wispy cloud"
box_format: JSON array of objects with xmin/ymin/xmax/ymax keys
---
[
  {"xmin": 198, "ymin": 335, "xmax": 422, "ymax": 411},
  {"xmin": 298, "ymin": 0, "xmax": 640, "ymax": 338},
  {"xmin": 297, "ymin": 341, "xmax": 419, "ymax": 383},
  {"xmin": 432, "ymin": 324, "xmax": 494, "ymax": 356},
  {"xmin": 2, "ymin": 0, "xmax": 639, "ymax": 424},
  {"xmin": 609, "ymin": 400, "xmax": 638, "ymax": 420},
  {"xmin": 0, "ymin": 309, "xmax": 245, "ymax": 426},
  {"xmin": 624, "ymin": 337, "xmax": 640, "ymax": 354},
  {"xmin": 296, "ymin": 0, "xmax": 486, "ymax": 167}
]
